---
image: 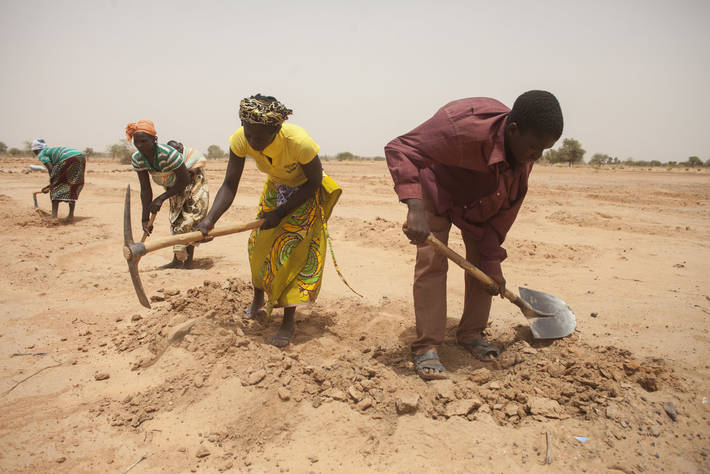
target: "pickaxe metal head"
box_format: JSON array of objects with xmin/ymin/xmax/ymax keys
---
[{"xmin": 124, "ymin": 184, "xmax": 151, "ymax": 308}]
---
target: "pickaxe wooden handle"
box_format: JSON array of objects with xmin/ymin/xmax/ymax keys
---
[
  {"xmin": 126, "ymin": 220, "xmax": 264, "ymax": 258},
  {"xmin": 123, "ymin": 184, "xmax": 263, "ymax": 308},
  {"xmin": 140, "ymin": 213, "xmax": 157, "ymax": 243}
]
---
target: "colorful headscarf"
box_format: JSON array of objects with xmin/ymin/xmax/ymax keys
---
[
  {"xmin": 31, "ymin": 138, "xmax": 47, "ymax": 151},
  {"xmin": 125, "ymin": 120, "xmax": 157, "ymax": 140},
  {"xmin": 238, "ymin": 95, "xmax": 293, "ymax": 126}
]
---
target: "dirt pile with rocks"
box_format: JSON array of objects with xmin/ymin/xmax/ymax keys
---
[{"xmin": 102, "ymin": 278, "xmax": 681, "ymax": 434}]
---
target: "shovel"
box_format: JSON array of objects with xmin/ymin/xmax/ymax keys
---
[{"xmin": 425, "ymin": 235, "xmax": 576, "ymax": 339}]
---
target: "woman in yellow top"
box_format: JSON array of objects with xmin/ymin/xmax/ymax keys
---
[{"xmin": 197, "ymin": 94, "xmax": 340, "ymax": 347}]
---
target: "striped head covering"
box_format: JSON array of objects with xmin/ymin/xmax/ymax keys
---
[
  {"xmin": 31, "ymin": 138, "xmax": 47, "ymax": 151},
  {"xmin": 239, "ymin": 94, "xmax": 293, "ymax": 126},
  {"xmin": 125, "ymin": 120, "xmax": 157, "ymax": 140}
]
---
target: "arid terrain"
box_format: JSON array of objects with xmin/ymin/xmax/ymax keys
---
[{"xmin": 0, "ymin": 157, "xmax": 709, "ymax": 473}]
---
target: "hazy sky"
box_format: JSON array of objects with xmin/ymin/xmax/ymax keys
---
[{"xmin": 1, "ymin": 0, "xmax": 708, "ymax": 162}]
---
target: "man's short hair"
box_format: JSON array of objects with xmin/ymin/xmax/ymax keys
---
[{"xmin": 508, "ymin": 90, "xmax": 563, "ymax": 139}]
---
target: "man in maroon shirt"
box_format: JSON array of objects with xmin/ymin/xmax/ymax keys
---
[{"xmin": 385, "ymin": 90, "xmax": 563, "ymax": 380}]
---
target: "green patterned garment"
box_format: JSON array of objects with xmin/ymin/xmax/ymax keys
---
[{"xmin": 37, "ymin": 147, "xmax": 83, "ymax": 166}]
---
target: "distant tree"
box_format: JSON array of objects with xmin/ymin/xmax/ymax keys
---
[
  {"xmin": 0, "ymin": 142, "xmax": 7, "ymax": 154},
  {"xmin": 687, "ymin": 156, "xmax": 702, "ymax": 167},
  {"xmin": 9, "ymin": 147, "xmax": 22, "ymax": 157},
  {"xmin": 556, "ymin": 139, "xmax": 585, "ymax": 167},
  {"xmin": 705, "ymin": 158, "xmax": 710, "ymax": 167},
  {"xmin": 668, "ymin": 161, "xmax": 677, "ymax": 166},
  {"xmin": 588, "ymin": 153, "xmax": 612, "ymax": 166},
  {"xmin": 649, "ymin": 160, "xmax": 662, "ymax": 167},
  {"xmin": 107, "ymin": 140, "xmax": 133, "ymax": 164},
  {"xmin": 23, "ymin": 140, "xmax": 33, "ymax": 154},
  {"xmin": 336, "ymin": 151, "xmax": 356, "ymax": 161},
  {"xmin": 541, "ymin": 149, "xmax": 559, "ymax": 164},
  {"xmin": 83, "ymin": 147, "xmax": 95, "ymax": 158},
  {"xmin": 206, "ymin": 145, "xmax": 226, "ymax": 159}
]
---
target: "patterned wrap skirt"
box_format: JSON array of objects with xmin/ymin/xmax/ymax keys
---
[
  {"xmin": 169, "ymin": 169, "xmax": 209, "ymax": 234},
  {"xmin": 168, "ymin": 170, "xmax": 209, "ymax": 257},
  {"xmin": 49, "ymin": 155, "xmax": 86, "ymax": 202},
  {"xmin": 248, "ymin": 174, "xmax": 341, "ymax": 310}
]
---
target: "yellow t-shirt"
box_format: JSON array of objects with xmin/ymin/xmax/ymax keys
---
[{"xmin": 229, "ymin": 123, "xmax": 320, "ymax": 187}]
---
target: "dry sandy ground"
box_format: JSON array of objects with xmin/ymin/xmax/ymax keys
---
[{"xmin": 0, "ymin": 157, "xmax": 709, "ymax": 473}]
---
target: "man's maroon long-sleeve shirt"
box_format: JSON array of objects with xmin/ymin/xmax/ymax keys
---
[{"xmin": 384, "ymin": 97, "xmax": 533, "ymax": 278}]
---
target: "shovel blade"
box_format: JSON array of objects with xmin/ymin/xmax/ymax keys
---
[{"xmin": 519, "ymin": 287, "xmax": 576, "ymax": 339}]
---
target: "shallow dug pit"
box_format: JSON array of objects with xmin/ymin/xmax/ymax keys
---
[
  {"xmin": 102, "ymin": 278, "xmax": 682, "ymax": 431},
  {"xmin": 0, "ymin": 194, "xmax": 62, "ymax": 227}
]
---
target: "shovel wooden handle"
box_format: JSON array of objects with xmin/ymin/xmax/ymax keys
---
[
  {"xmin": 140, "ymin": 213, "xmax": 157, "ymax": 243},
  {"xmin": 425, "ymin": 235, "xmax": 535, "ymax": 317},
  {"xmin": 142, "ymin": 219, "xmax": 265, "ymax": 254}
]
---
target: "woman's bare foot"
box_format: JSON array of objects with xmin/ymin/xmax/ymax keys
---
[
  {"xmin": 270, "ymin": 310, "xmax": 295, "ymax": 348},
  {"xmin": 245, "ymin": 289, "xmax": 265, "ymax": 319},
  {"xmin": 182, "ymin": 245, "xmax": 195, "ymax": 269},
  {"xmin": 161, "ymin": 257, "xmax": 183, "ymax": 269}
]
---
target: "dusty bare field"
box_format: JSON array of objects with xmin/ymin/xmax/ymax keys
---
[{"xmin": 0, "ymin": 157, "xmax": 709, "ymax": 473}]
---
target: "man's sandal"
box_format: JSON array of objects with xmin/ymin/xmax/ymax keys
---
[
  {"xmin": 270, "ymin": 333, "xmax": 291, "ymax": 348},
  {"xmin": 459, "ymin": 338, "xmax": 501, "ymax": 361},
  {"xmin": 413, "ymin": 351, "xmax": 448, "ymax": 380}
]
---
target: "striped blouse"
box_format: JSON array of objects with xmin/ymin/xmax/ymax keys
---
[
  {"xmin": 131, "ymin": 144, "xmax": 184, "ymax": 188},
  {"xmin": 37, "ymin": 147, "xmax": 83, "ymax": 166}
]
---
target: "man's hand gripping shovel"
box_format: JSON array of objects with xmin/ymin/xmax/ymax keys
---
[
  {"xmin": 425, "ymin": 234, "xmax": 576, "ymax": 339},
  {"xmin": 122, "ymin": 185, "xmax": 263, "ymax": 308}
]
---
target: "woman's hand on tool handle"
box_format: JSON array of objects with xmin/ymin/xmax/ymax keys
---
[
  {"xmin": 41, "ymin": 185, "xmax": 51, "ymax": 194},
  {"xmin": 403, "ymin": 198, "xmax": 429, "ymax": 245},
  {"xmin": 141, "ymin": 218, "xmax": 154, "ymax": 235},
  {"xmin": 259, "ymin": 207, "xmax": 287, "ymax": 230},
  {"xmin": 148, "ymin": 196, "xmax": 165, "ymax": 214},
  {"xmin": 196, "ymin": 217, "xmax": 215, "ymax": 242}
]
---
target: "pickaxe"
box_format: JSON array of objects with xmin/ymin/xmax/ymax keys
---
[{"xmin": 123, "ymin": 184, "xmax": 263, "ymax": 308}]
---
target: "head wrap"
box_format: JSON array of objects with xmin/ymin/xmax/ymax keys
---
[
  {"xmin": 125, "ymin": 120, "xmax": 157, "ymax": 140},
  {"xmin": 238, "ymin": 95, "xmax": 293, "ymax": 126},
  {"xmin": 31, "ymin": 138, "xmax": 47, "ymax": 151}
]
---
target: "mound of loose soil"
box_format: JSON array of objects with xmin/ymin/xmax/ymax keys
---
[{"xmin": 102, "ymin": 278, "xmax": 680, "ymax": 434}]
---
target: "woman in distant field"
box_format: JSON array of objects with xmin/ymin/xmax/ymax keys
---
[
  {"xmin": 197, "ymin": 94, "xmax": 340, "ymax": 347},
  {"xmin": 125, "ymin": 120, "xmax": 209, "ymax": 269},
  {"xmin": 31, "ymin": 138, "xmax": 86, "ymax": 221}
]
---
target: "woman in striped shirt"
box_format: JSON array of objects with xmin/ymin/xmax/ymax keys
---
[
  {"xmin": 31, "ymin": 138, "xmax": 86, "ymax": 221},
  {"xmin": 125, "ymin": 120, "xmax": 195, "ymax": 268}
]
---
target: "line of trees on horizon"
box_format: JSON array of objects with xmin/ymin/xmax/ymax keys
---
[
  {"xmin": 541, "ymin": 138, "xmax": 709, "ymax": 168},
  {"xmin": 0, "ymin": 139, "xmax": 707, "ymax": 168}
]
